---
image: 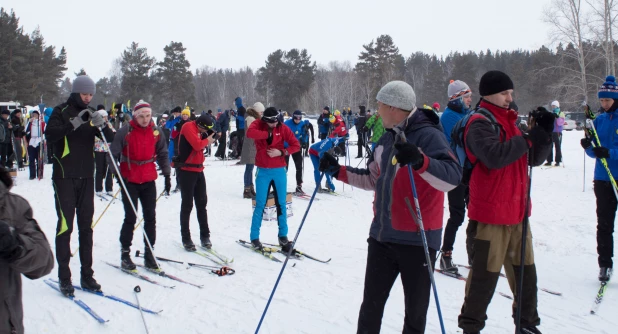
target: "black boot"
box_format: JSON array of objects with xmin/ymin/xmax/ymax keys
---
[
  {"xmin": 599, "ymin": 267, "xmax": 613, "ymax": 282},
  {"xmin": 520, "ymin": 326, "xmax": 542, "ymax": 334},
  {"xmin": 243, "ymin": 187, "xmax": 253, "ymax": 199},
  {"xmin": 251, "ymin": 239, "xmax": 263, "ymax": 251},
  {"xmin": 80, "ymin": 275, "xmax": 102, "ymax": 292},
  {"xmin": 250, "ymin": 185, "xmax": 256, "ymax": 197},
  {"xmin": 278, "ymin": 236, "xmax": 293, "ymax": 253},
  {"xmin": 144, "ymin": 247, "xmax": 160, "ymax": 271},
  {"xmin": 183, "ymin": 238, "xmax": 196, "ymax": 252},
  {"xmin": 201, "ymin": 236, "xmax": 212, "ymax": 249},
  {"xmin": 439, "ymin": 250, "xmax": 459, "ymax": 274},
  {"xmin": 121, "ymin": 248, "xmax": 136, "ymax": 270},
  {"xmin": 59, "ymin": 278, "xmax": 75, "ymax": 297}
]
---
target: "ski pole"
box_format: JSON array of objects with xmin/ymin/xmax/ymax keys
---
[
  {"xmin": 255, "ymin": 173, "xmax": 324, "ymax": 333},
  {"xmin": 515, "ymin": 158, "xmax": 534, "ymax": 333},
  {"xmin": 98, "ymin": 126, "xmax": 162, "ymax": 270},
  {"xmin": 586, "ymin": 119, "xmax": 618, "ymax": 195},
  {"xmin": 71, "ymin": 188, "xmax": 121, "ymax": 257},
  {"xmin": 583, "ymin": 151, "xmax": 586, "ymax": 192},
  {"xmin": 133, "ymin": 190, "xmax": 167, "ymax": 232},
  {"xmin": 403, "ymin": 165, "xmax": 446, "ymax": 334},
  {"xmin": 133, "ymin": 286, "xmax": 150, "ymax": 334}
]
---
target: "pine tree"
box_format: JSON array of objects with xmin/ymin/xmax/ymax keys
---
[
  {"xmin": 154, "ymin": 41, "xmax": 195, "ymax": 109},
  {"xmin": 120, "ymin": 42, "xmax": 155, "ymax": 102}
]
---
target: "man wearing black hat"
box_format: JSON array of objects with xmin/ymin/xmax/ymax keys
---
[
  {"xmin": 457, "ymin": 71, "xmax": 554, "ymax": 334},
  {"xmin": 25, "ymin": 110, "xmax": 45, "ymax": 180},
  {"xmin": 0, "ymin": 110, "xmax": 13, "ymax": 168},
  {"xmin": 317, "ymin": 106, "xmax": 331, "ymax": 140},
  {"xmin": 175, "ymin": 113, "xmax": 217, "ymax": 251},
  {"xmin": 45, "ymin": 75, "xmax": 114, "ymax": 297}
]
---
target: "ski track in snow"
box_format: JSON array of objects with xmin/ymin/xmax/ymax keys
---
[{"xmin": 15, "ymin": 123, "xmax": 616, "ymax": 333}]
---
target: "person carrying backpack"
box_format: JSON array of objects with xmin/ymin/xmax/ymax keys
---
[{"xmin": 439, "ymin": 79, "xmax": 474, "ymax": 274}]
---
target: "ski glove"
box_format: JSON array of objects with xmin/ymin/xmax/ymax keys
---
[
  {"xmin": 532, "ymin": 107, "xmax": 555, "ymax": 133},
  {"xmin": 70, "ymin": 109, "xmax": 91, "ymax": 130},
  {"xmin": 164, "ymin": 175, "xmax": 172, "ymax": 194},
  {"xmin": 90, "ymin": 110, "xmax": 106, "ymax": 128},
  {"xmin": 394, "ymin": 142, "xmax": 424, "ymax": 169},
  {"xmin": 0, "ymin": 221, "xmax": 22, "ymax": 262},
  {"xmin": 319, "ymin": 152, "xmax": 341, "ymax": 178},
  {"xmin": 593, "ymin": 146, "xmax": 610, "ymax": 159},
  {"xmin": 581, "ymin": 137, "xmax": 592, "ymax": 150}
]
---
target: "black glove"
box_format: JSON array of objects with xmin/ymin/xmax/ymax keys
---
[
  {"xmin": 532, "ymin": 107, "xmax": 555, "ymax": 133},
  {"xmin": 581, "ymin": 137, "xmax": 592, "ymax": 150},
  {"xmin": 266, "ymin": 130, "xmax": 273, "ymax": 145},
  {"xmin": 164, "ymin": 175, "xmax": 171, "ymax": 194},
  {"xmin": 301, "ymin": 142, "xmax": 308, "ymax": 150},
  {"xmin": 311, "ymin": 137, "xmax": 315, "ymax": 144},
  {"xmin": 213, "ymin": 133, "xmax": 221, "ymax": 141},
  {"xmin": 319, "ymin": 152, "xmax": 341, "ymax": 178},
  {"xmin": 593, "ymin": 146, "xmax": 610, "ymax": 159},
  {"xmin": 0, "ymin": 221, "xmax": 22, "ymax": 262},
  {"xmin": 527, "ymin": 126, "xmax": 551, "ymax": 148},
  {"xmin": 394, "ymin": 142, "xmax": 424, "ymax": 169}
]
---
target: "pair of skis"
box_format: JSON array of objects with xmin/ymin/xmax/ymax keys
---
[
  {"xmin": 96, "ymin": 193, "xmax": 116, "ymax": 202},
  {"xmin": 105, "ymin": 261, "xmax": 203, "ymax": 289},
  {"xmin": 454, "ymin": 264, "xmax": 562, "ymax": 296},
  {"xmin": 236, "ymin": 240, "xmax": 331, "ymax": 264},
  {"xmin": 139, "ymin": 251, "xmax": 235, "ymax": 277}
]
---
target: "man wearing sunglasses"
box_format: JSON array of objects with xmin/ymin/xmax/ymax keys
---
[
  {"xmin": 284, "ymin": 110, "xmax": 315, "ymax": 194},
  {"xmin": 246, "ymin": 107, "xmax": 300, "ymax": 251}
]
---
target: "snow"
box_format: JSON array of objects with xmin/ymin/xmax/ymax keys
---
[{"xmin": 14, "ymin": 123, "xmax": 616, "ymax": 333}]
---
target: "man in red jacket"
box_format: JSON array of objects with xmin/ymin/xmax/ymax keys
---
[
  {"xmin": 246, "ymin": 107, "xmax": 300, "ymax": 251},
  {"xmin": 110, "ymin": 100, "xmax": 171, "ymax": 271},
  {"xmin": 458, "ymin": 71, "xmax": 554, "ymax": 334},
  {"xmin": 176, "ymin": 113, "xmax": 217, "ymax": 251}
]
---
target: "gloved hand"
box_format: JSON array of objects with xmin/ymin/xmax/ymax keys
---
[
  {"xmin": 0, "ymin": 221, "xmax": 22, "ymax": 262},
  {"xmin": 319, "ymin": 152, "xmax": 341, "ymax": 178},
  {"xmin": 394, "ymin": 142, "xmax": 424, "ymax": 169},
  {"xmin": 90, "ymin": 110, "xmax": 106, "ymax": 128},
  {"xmin": 164, "ymin": 175, "xmax": 171, "ymax": 195},
  {"xmin": 70, "ymin": 109, "xmax": 91, "ymax": 129},
  {"xmin": 593, "ymin": 146, "xmax": 610, "ymax": 159},
  {"xmin": 266, "ymin": 129, "xmax": 273, "ymax": 145},
  {"xmin": 532, "ymin": 107, "xmax": 555, "ymax": 133},
  {"xmin": 527, "ymin": 126, "xmax": 551, "ymax": 148},
  {"xmin": 581, "ymin": 137, "xmax": 592, "ymax": 150}
]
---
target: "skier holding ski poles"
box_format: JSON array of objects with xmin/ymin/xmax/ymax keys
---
[
  {"xmin": 581, "ymin": 75, "xmax": 618, "ymax": 282},
  {"xmin": 319, "ymin": 81, "xmax": 462, "ymax": 333}
]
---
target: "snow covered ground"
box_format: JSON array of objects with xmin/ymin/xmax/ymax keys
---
[{"xmin": 14, "ymin": 123, "xmax": 616, "ymax": 333}]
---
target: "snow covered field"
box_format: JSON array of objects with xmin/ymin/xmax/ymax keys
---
[{"xmin": 14, "ymin": 125, "xmax": 616, "ymax": 333}]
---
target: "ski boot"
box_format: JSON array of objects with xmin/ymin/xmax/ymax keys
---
[
  {"xmin": 106, "ymin": 191, "xmax": 114, "ymax": 197},
  {"xmin": 543, "ymin": 162, "xmax": 552, "ymax": 166},
  {"xmin": 183, "ymin": 238, "xmax": 197, "ymax": 252},
  {"xmin": 243, "ymin": 186, "xmax": 253, "ymax": 199},
  {"xmin": 439, "ymin": 250, "xmax": 459, "ymax": 274},
  {"xmin": 201, "ymin": 236, "xmax": 212, "ymax": 249},
  {"xmin": 80, "ymin": 275, "xmax": 102, "ymax": 292},
  {"xmin": 278, "ymin": 236, "xmax": 293, "ymax": 253},
  {"xmin": 318, "ymin": 186, "xmax": 331, "ymax": 193},
  {"xmin": 250, "ymin": 185, "xmax": 256, "ymax": 197},
  {"xmin": 555, "ymin": 162, "xmax": 560, "ymax": 167},
  {"xmin": 250, "ymin": 239, "xmax": 263, "ymax": 251},
  {"xmin": 59, "ymin": 278, "xmax": 75, "ymax": 297},
  {"xmin": 520, "ymin": 326, "xmax": 542, "ymax": 334},
  {"xmin": 144, "ymin": 247, "xmax": 161, "ymax": 271},
  {"xmin": 599, "ymin": 267, "xmax": 613, "ymax": 282},
  {"xmin": 294, "ymin": 185, "xmax": 305, "ymax": 195},
  {"xmin": 121, "ymin": 248, "xmax": 136, "ymax": 270},
  {"xmin": 171, "ymin": 185, "xmax": 180, "ymax": 194}
]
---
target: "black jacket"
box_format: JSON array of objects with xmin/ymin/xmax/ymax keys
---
[
  {"xmin": 10, "ymin": 114, "xmax": 25, "ymax": 138},
  {"xmin": 0, "ymin": 117, "xmax": 11, "ymax": 143},
  {"xmin": 45, "ymin": 95, "xmax": 114, "ymax": 179}
]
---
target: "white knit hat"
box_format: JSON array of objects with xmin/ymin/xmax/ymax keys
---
[
  {"xmin": 448, "ymin": 80, "xmax": 472, "ymax": 101},
  {"xmin": 376, "ymin": 81, "xmax": 416, "ymax": 111},
  {"xmin": 252, "ymin": 102, "xmax": 265, "ymax": 113},
  {"xmin": 551, "ymin": 100, "xmax": 560, "ymax": 108}
]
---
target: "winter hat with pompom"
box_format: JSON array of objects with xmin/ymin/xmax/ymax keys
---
[{"xmin": 598, "ymin": 75, "xmax": 618, "ymax": 99}]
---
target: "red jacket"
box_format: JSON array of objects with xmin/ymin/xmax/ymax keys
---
[
  {"xmin": 119, "ymin": 120, "xmax": 160, "ymax": 184},
  {"xmin": 329, "ymin": 117, "xmax": 348, "ymax": 138},
  {"xmin": 247, "ymin": 120, "xmax": 300, "ymax": 168},
  {"xmin": 464, "ymin": 101, "xmax": 531, "ymax": 225},
  {"xmin": 177, "ymin": 121, "xmax": 210, "ymax": 172}
]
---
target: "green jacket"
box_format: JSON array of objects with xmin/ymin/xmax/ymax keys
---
[{"xmin": 365, "ymin": 114, "xmax": 385, "ymax": 143}]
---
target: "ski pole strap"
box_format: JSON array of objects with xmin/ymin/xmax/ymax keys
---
[{"xmin": 212, "ymin": 266, "xmax": 235, "ymax": 276}]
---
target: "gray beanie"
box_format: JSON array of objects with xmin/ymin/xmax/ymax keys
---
[
  {"xmin": 72, "ymin": 75, "xmax": 96, "ymax": 95},
  {"xmin": 447, "ymin": 80, "xmax": 472, "ymax": 101},
  {"xmin": 376, "ymin": 81, "xmax": 416, "ymax": 111}
]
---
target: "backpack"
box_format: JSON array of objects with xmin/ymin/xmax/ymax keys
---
[{"xmin": 450, "ymin": 108, "xmax": 503, "ymax": 185}]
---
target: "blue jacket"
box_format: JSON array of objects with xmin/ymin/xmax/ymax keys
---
[
  {"xmin": 317, "ymin": 114, "xmax": 331, "ymax": 134},
  {"xmin": 309, "ymin": 137, "xmax": 343, "ymax": 158},
  {"xmin": 284, "ymin": 119, "xmax": 312, "ymax": 148},
  {"xmin": 217, "ymin": 110, "xmax": 230, "ymax": 132},
  {"xmin": 440, "ymin": 102, "xmax": 468, "ymax": 144},
  {"xmin": 44, "ymin": 108, "xmax": 53, "ymax": 124},
  {"xmin": 586, "ymin": 111, "xmax": 618, "ymax": 182}
]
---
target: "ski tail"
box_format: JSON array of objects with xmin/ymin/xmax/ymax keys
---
[{"xmin": 44, "ymin": 279, "xmax": 108, "ymax": 323}]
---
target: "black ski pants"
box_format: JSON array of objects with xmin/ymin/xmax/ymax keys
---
[
  {"xmin": 546, "ymin": 132, "xmax": 562, "ymax": 164},
  {"xmin": 54, "ymin": 178, "xmax": 95, "ymax": 280},
  {"xmin": 595, "ymin": 180, "xmax": 617, "ymax": 268},
  {"xmin": 119, "ymin": 181, "xmax": 157, "ymax": 250},
  {"xmin": 284, "ymin": 151, "xmax": 304, "ymax": 187},
  {"xmin": 442, "ymin": 184, "xmax": 470, "ymax": 252},
  {"xmin": 236, "ymin": 129, "xmax": 245, "ymax": 157},
  {"xmin": 357, "ymin": 133, "xmax": 365, "ymax": 157},
  {"xmin": 357, "ymin": 237, "xmax": 436, "ymax": 334},
  {"xmin": 27, "ymin": 145, "xmax": 39, "ymax": 179},
  {"xmin": 13, "ymin": 137, "xmax": 23, "ymax": 168},
  {"xmin": 0, "ymin": 142, "xmax": 13, "ymax": 168},
  {"xmin": 95, "ymin": 151, "xmax": 113, "ymax": 193},
  {"xmin": 215, "ymin": 131, "xmax": 228, "ymax": 158},
  {"xmin": 178, "ymin": 169, "xmax": 210, "ymax": 241}
]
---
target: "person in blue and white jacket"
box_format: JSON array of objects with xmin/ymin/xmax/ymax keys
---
[
  {"xmin": 308, "ymin": 136, "xmax": 343, "ymax": 193},
  {"xmin": 284, "ymin": 110, "xmax": 315, "ymax": 194},
  {"xmin": 318, "ymin": 81, "xmax": 462, "ymax": 333},
  {"xmin": 581, "ymin": 75, "xmax": 618, "ymax": 283}
]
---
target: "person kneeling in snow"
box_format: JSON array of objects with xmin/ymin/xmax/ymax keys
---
[
  {"xmin": 309, "ymin": 137, "xmax": 343, "ymax": 193},
  {"xmin": 319, "ymin": 81, "xmax": 462, "ymax": 333}
]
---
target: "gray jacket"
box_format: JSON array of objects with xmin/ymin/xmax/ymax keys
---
[
  {"xmin": 239, "ymin": 115, "xmax": 257, "ymax": 165},
  {"xmin": 0, "ymin": 181, "xmax": 54, "ymax": 334}
]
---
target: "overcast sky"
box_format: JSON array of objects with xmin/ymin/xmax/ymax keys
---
[{"xmin": 4, "ymin": 0, "xmax": 552, "ymax": 81}]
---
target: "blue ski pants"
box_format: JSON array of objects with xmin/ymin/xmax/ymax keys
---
[
  {"xmin": 250, "ymin": 167, "xmax": 288, "ymax": 240},
  {"xmin": 310, "ymin": 155, "xmax": 334, "ymax": 191}
]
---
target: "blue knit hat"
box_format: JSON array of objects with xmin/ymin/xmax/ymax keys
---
[{"xmin": 598, "ymin": 75, "xmax": 618, "ymax": 99}]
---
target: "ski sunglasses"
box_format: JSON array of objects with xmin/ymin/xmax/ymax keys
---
[
  {"xmin": 262, "ymin": 115, "xmax": 279, "ymax": 123},
  {"xmin": 293, "ymin": 115, "xmax": 302, "ymax": 120}
]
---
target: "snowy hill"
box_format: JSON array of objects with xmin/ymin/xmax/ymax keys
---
[{"xmin": 14, "ymin": 125, "xmax": 616, "ymax": 333}]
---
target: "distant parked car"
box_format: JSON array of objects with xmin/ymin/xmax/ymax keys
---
[{"xmin": 563, "ymin": 114, "xmax": 578, "ymax": 131}]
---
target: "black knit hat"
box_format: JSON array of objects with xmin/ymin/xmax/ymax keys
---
[
  {"xmin": 196, "ymin": 113, "xmax": 214, "ymax": 130},
  {"xmin": 479, "ymin": 70, "xmax": 514, "ymax": 97},
  {"xmin": 171, "ymin": 106, "xmax": 182, "ymax": 114},
  {"xmin": 262, "ymin": 107, "xmax": 279, "ymax": 123}
]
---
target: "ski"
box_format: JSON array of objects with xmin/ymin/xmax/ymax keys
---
[
  {"xmin": 292, "ymin": 192, "xmax": 320, "ymax": 201},
  {"xmin": 44, "ymin": 279, "xmax": 108, "ymax": 323},
  {"xmin": 135, "ymin": 264, "xmax": 204, "ymax": 289},
  {"xmin": 96, "ymin": 193, "xmax": 110, "ymax": 201},
  {"xmin": 176, "ymin": 242, "xmax": 226, "ymax": 266},
  {"xmin": 236, "ymin": 240, "xmax": 282, "ymax": 263},
  {"xmin": 435, "ymin": 268, "xmax": 467, "ymax": 281},
  {"xmin": 135, "ymin": 251, "xmax": 236, "ymax": 277},
  {"xmin": 199, "ymin": 246, "xmax": 234, "ymax": 264},
  {"xmin": 104, "ymin": 262, "xmax": 175, "ymax": 289},
  {"xmin": 591, "ymin": 281, "xmax": 608, "ymax": 315},
  {"xmin": 499, "ymin": 292, "xmax": 513, "ymax": 300},
  {"xmin": 50, "ymin": 279, "xmax": 162, "ymax": 314},
  {"xmin": 455, "ymin": 264, "xmax": 562, "ymax": 296},
  {"xmin": 317, "ymin": 190, "xmax": 351, "ymax": 198},
  {"xmin": 262, "ymin": 242, "xmax": 331, "ymax": 263}
]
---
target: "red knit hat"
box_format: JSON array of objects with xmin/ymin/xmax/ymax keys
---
[{"xmin": 133, "ymin": 100, "xmax": 152, "ymax": 117}]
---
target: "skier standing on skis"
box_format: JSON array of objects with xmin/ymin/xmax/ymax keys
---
[
  {"xmin": 176, "ymin": 114, "xmax": 217, "ymax": 251},
  {"xmin": 439, "ymin": 79, "xmax": 474, "ymax": 274},
  {"xmin": 45, "ymin": 75, "xmax": 114, "ymax": 296},
  {"xmin": 239, "ymin": 102, "xmax": 265, "ymax": 199},
  {"xmin": 25, "ymin": 110, "xmax": 45, "ymax": 180},
  {"xmin": 94, "ymin": 108, "xmax": 115, "ymax": 197},
  {"xmin": 319, "ymin": 81, "xmax": 462, "ymax": 333},
  {"xmin": 317, "ymin": 107, "xmax": 331, "ymax": 140},
  {"xmin": 246, "ymin": 107, "xmax": 300, "ymax": 252},
  {"xmin": 284, "ymin": 110, "xmax": 315, "ymax": 194},
  {"xmin": 170, "ymin": 107, "xmax": 191, "ymax": 192},
  {"xmin": 456, "ymin": 71, "xmax": 553, "ymax": 334},
  {"xmin": 0, "ymin": 166, "xmax": 54, "ymax": 334},
  {"xmin": 581, "ymin": 75, "xmax": 618, "ymax": 282},
  {"xmin": 109, "ymin": 100, "xmax": 171, "ymax": 270},
  {"xmin": 235, "ymin": 97, "xmax": 246, "ymax": 158}
]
